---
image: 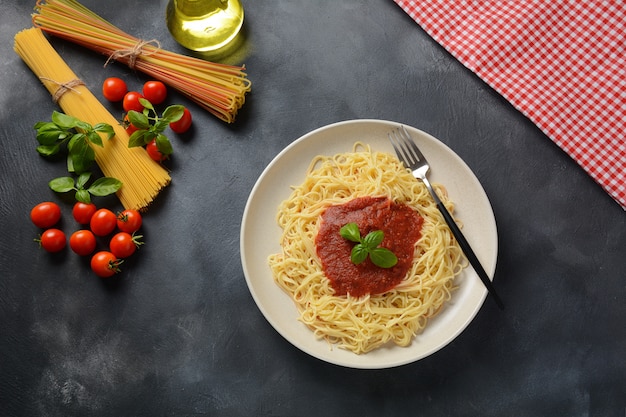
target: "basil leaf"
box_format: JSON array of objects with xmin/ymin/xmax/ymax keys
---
[
  {"xmin": 67, "ymin": 133, "xmax": 86, "ymax": 152},
  {"xmin": 66, "ymin": 154, "xmax": 75, "ymax": 173},
  {"xmin": 76, "ymin": 172, "xmax": 91, "ymax": 189},
  {"xmin": 75, "ymin": 188, "xmax": 91, "ymax": 204},
  {"xmin": 127, "ymin": 110, "xmax": 150, "ymax": 130},
  {"xmin": 36, "ymin": 144, "xmax": 60, "ymax": 156},
  {"xmin": 152, "ymin": 119, "xmax": 169, "ymax": 134},
  {"xmin": 143, "ymin": 130, "xmax": 157, "ymax": 143},
  {"xmin": 162, "ymin": 105, "xmax": 184, "ymax": 123},
  {"xmin": 369, "ymin": 248, "xmax": 398, "ymax": 268},
  {"xmin": 138, "ymin": 97, "xmax": 154, "ymax": 111},
  {"xmin": 36, "ymin": 130, "xmax": 63, "ymax": 146},
  {"xmin": 86, "ymin": 130, "xmax": 104, "ymax": 148},
  {"xmin": 88, "ymin": 177, "xmax": 122, "ymax": 196},
  {"xmin": 363, "ymin": 230, "xmax": 384, "ymax": 249},
  {"xmin": 73, "ymin": 119, "xmax": 92, "ymax": 132},
  {"xmin": 51, "ymin": 111, "xmax": 80, "ymax": 129},
  {"xmin": 36, "ymin": 124, "xmax": 67, "ymax": 145},
  {"xmin": 155, "ymin": 134, "xmax": 173, "ymax": 155},
  {"xmin": 340, "ymin": 223, "xmax": 361, "ymax": 242},
  {"xmin": 69, "ymin": 140, "xmax": 95, "ymax": 174},
  {"xmin": 351, "ymin": 244, "xmax": 369, "ymax": 265},
  {"xmin": 93, "ymin": 123, "xmax": 115, "ymax": 140},
  {"xmin": 34, "ymin": 121, "xmax": 53, "ymax": 130},
  {"xmin": 128, "ymin": 130, "xmax": 148, "ymax": 148},
  {"xmin": 49, "ymin": 176, "xmax": 76, "ymax": 193}
]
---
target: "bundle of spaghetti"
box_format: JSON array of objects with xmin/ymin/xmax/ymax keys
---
[
  {"xmin": 14, "ymin": 27, "xmax": 170, "ymax": 211},
  {"xmin": 31, "ymin": 0, "xmax": 251, "ymax": 123}
]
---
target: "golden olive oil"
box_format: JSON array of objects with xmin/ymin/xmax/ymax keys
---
[{"xmin": 166, "ymin": 0, "xmax": 244, "ymax": 52}]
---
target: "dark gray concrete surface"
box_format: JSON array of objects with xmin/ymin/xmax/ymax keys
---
[{"xmin": 1, "ymin": 1, "xmax": 624, "ymax": 416}]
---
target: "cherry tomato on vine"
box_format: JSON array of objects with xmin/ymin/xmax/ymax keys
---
[
  {"xmin": 109, "ymin": 232, "xmax": 142, "ymax": 258},
  {"xmin": 69, "ymin": 230, "xmax": 97, "ymax": 256},
  {"xmin": 102, "ymin": 77, "xmax": 128, "ymax": 102},
  {"xmin": 169, "ymin": 107, "xmax": 192, "ymax": 133},
  {"xmin": 142, "ymin": 80, "xmax": 167, "ymax": 105},
  {"xmin": 72, "ymin": 202, "xmax": 97, "ymax": 225},
  {"xmin": 90, "ymin": 208, "xmax": 117, "ymax": 236},
  {"xmin": 91, "ymin": 251, "xmax": 122, "ymax": 278},
  {"xmin": 36, "ymin": 229, "xmax": 66, "ymax": 253},
  {"xmin": 30, "ymin": 202, "xmax": 62, "ymax": 228},
  {"xmin": 123, "ymin": 91, "xmax": 144, "ymax": 113},
  {"xmin": 146, "ymin": 139, "xmax": 167, "ymax": 162},
  {"xmin": 117, "ymin": 209, "xmax": 142, "ymax": 233}
]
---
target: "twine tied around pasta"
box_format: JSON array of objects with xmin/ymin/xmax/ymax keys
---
[
  {"xmin": 39, "ymin": 76, "xmax": 85, "ymax": 103},
  {"xmin": 104, "ymin": 39, "xmax": 161, "ymax": 68}
]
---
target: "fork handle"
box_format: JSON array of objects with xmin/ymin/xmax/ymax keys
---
[{"xmin": 425, "ymin": 179, "xmax": 505, "ymax": 310}]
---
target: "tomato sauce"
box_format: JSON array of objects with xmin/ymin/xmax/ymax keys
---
[{"xmin": 315, "ymin": 196, "xmax": 423, "ymax": 297}]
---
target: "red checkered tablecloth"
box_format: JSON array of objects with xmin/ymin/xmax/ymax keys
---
[{"xmin": 394, "ymin": 1, "xmax": 626, "ymax": 210}]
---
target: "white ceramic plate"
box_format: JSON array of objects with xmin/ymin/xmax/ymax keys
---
[{"xmin": 240, "ymin": 119, "xmax": 498, "ymax": 369}]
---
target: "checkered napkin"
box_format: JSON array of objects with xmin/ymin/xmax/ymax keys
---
[{"xmin": 394, "ymin": 1, "xmax": 626, "ymax": 210}]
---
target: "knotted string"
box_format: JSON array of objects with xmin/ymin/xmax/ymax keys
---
[
  {"xmin": 104, "ymin": 39, "xmax": 161, "ymax": 68},
  {"xmin": 39, "ymin": 76, "xmax": 85, "ymax": 103}
]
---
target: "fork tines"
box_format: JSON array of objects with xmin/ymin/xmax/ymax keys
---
[{"xmin": 389, "ymin": 126, "xmax": 425, "ymax": 168}]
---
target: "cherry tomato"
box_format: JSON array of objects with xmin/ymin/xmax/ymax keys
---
[
  {"xmin": 69, "ymin": 230, "xmax": 97, "ymax": 256},
  {"xmin": 169, "ymin": 107, "xmax": 192, "ymax": 133},
  {"xmin": 142, "ymin": 80, "xmax": 167, "ymax": 105},
  {"xmin": 102, "ymin": 77, "xmax": 128, "ymax": 102},
  {"xmin": 109, "ymin": 232, "xmax": 142, "ymax": 258},
  {"xmin": 30, "ymin": 202, "xmax": 62, "ymax": 228},
  {"xmin": 123, "ymin": 114, "xmax": 139, "ymax": 136},
  {"xmin": 123, "ymin": 91, "xmax": 144, "ymax": 113},
  {"xmin": 146, "ymin": 139, "xmax": 167, "ymax": 162},
  {"xmin": 72, "ymin": 202, "xmax": 97, "ymax": 225},
  {"xmin": 90, "ymin": 208, "xmax": 117, "ymax": 236},
  {"xmin": 117, "ymin": 209, "xmax": 142, "ymax": 233},
  {"xmin": 36, "ymin": 229, "xmax": 66, "ymax": 253},
  {"xmin": 90, "ymin": 251, "xmax": 122, "ymax": 278}
]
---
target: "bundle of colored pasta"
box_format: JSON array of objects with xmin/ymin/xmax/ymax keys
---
[
  {"xmin": 32, "ymin": 0, "xmax": 251, "ymax": 123},
  {"xmin": 14, "ymin": 27, "xmax": 170, "ymax": 211}
]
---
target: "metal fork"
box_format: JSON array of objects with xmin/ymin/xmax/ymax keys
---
[{"xmin": 389, "ymin": 126, "xmax": 504, "ymax": 310}]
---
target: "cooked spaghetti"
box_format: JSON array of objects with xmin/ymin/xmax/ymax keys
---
[
  {"xmin": 268, "ymin": 143, "xmax": 465, "ymax": 354},
  {"xmin": 14, "ymin": 28, "xmax": 170, "ymax": 211}
]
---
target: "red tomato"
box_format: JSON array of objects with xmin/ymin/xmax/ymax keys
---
[
  {"xmin": 37, "ymin": 229, "xmax": 66, "ymax": 253},
  {"xmin": 142, "ymin": 81, "xmax": 167, "ymax": 105},
  {"xmin": 30, "ymin": 202, "xmax": 62, "ymax": 228},
  {"xmin": 117, "ymin": 209, "xmax": 142, "ymax": 233},
  {"xmin": 72, "ymin": 202, "xmax": 97, "ymax": 225},
  {"xmin": 123, "ymin": 91, "xmax": 144, "ymax": 113},
  {"xmin": 146, "ymin": 139, "xmax": 167, "ymax": 162},
  {"xmin": 123, "ymin": 114, "xmax": 139, "ymax": 135},
  {"xmin": 169, "ymin": 107, "xmax": 192, "ymax": 133},
  {"xmin": 90, "ymin": 208, "xmax": 117, "ymax": 236},
  {"xmin": 90, "ymin": 251, "xmax": 122, "ymax": 278},
  {"xmin": 102, "ymin": 77, "xmax": 128, "ymax": 102},
  {"xmin": 109, "ymin": 232, "xmax": 142, "ymax": 258},
  {"xmin": 69, "ymin": 230, "xmax": 97, "ymax": 256}
]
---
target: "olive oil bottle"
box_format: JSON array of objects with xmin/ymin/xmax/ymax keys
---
[{"xmin": 166, "ymin": 0, "xmax": 244, "ymax": 52}]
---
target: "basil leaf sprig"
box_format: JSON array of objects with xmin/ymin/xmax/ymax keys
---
[
  {"xmin": 339, "ymin": 223, "xmax": 398, "ymax": 268},
  {"xmin": 126, "ymin": 98, "xmax": 184, "ymax": 158},
  {"xmin": 34, "ymin": 111, "xmax": 115, "ymax": 173},
  {"xmin": 49, "ymin": 172, "xmax": 122, "ymax": 204}
]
